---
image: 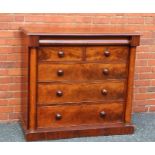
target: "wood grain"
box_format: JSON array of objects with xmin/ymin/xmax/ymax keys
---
[
  {"xmin": 29, "ymin": 48, "xmax": 37, "ymax": 130},
  {"xmin": 37, "ymin": 102, "xmax": 124, "ymax": 128},
  {"xmin": 38, "ymin": 63, "xmax": 127, "ymax": 82},
  {"xmin": 38, "ymin": 47, "xmax": 83, "ymax": 62},
  {"xmin": 125, "ymin": 47, "xmax": 136, "ymax": 123},
  {"xmin": 86, "ymin": 46, "xmax": 129, "ymax": 62},
  {"xmin": 20, "ymin": 29, "xmax": 140, "ymax": 141},
  {"xmin": 38, "ymin": 81, "xmax": 126, "ymax": 105}
]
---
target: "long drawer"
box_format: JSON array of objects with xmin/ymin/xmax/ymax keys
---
[
  {"xmin": 37, "ymin": 81, "xmax": 126, "ymax": 105},
  {"xmin": 38, "ymin": 63, "xmax": 127, "ymax": 82},
  {"xmin": 37, "ymin": 102, "xmax": 124, "ymax": 128}
]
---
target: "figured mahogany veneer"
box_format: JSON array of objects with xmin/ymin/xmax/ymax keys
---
[
  {"xmin": 20, "ymin": 28, "xmax": 140, "ymax": 141},
  {"xmin": 86, "ymin": 46, "xmax": 129, "ymax": 62},
  {"xmin": 38, "ymin": 47, "xmax": 83, "ymax": 62},
  {"xmin": 38, "ymin": 63, "xmax": 127, "ymax": 82},
  {"xmin": 38, "ymin": 82, "xmax": 125, "ymax": 105},
  {"xmin": 37, "ymin": 103, "xmax": 124, "ymax": 128}
]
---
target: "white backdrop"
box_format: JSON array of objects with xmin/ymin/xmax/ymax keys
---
[{"xmin": 0, "ymin": 0, "xmax": 155, "ymax": 13}]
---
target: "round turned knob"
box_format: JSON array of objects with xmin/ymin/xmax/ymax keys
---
[
  {"xmin": 104, "ymin": 50, "xmax": 110, "ymax": 57},
  {"xmin": 55, "ymin": 113, "xmax": 62, "ymax": 120},
  {"xmin": 57, "ymin": 69, "xmax": 64, "ymax": 76},
  {"xmin": 56, "ymin": 90, "xmax": 63, "ymax": 97},
  {"xmin": 101, "ymin": 89, "xmax": 108, "ymax": 95},
  {"xmin": 103, "ymin": 68, "xmax": 109, "ymax": 75},
  {"xmin": 58, "ymin": 51, "xmax": 64, "ymax": 58},
  {"xmin": 100, "ymin": 111, "xmax": 106, "ymax": 118}
]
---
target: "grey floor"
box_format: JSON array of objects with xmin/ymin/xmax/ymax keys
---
[{"xmin": 0, "ymin": 113, "xmax": 155, "ymax": 142}]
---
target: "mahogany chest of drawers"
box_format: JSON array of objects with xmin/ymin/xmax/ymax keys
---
[{"xmin": 21, "ymin": 28, "xmax": 140, "ymax": 141}]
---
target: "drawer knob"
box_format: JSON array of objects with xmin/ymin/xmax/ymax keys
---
[
  {"xmin": 103, "ymin": 68, "xmax": 109, "ymax": 75},
  {"xmin": 100, "ymin": 111, "xmax": 106, "ymax": 118},
  {"xmin": 104, "ymin": 50, "xmax": 110, "ymax": 57},
  {"xmin": 57, "ymin": 69, "xmax": 64, "ymax": 76},
  {"xmin": 56, "ymin": 90, "xmax": 63, "ymax": 97},
  {"xmin": 58, "ymin": 51, "xmax": 64, "ymax": 58},
  {"xmin": 55, "ymin": 113, "xmax": 62, "ymax": 120},
  {"xmin": 101, "ymin": 89, "xmax": 108, "ymax": 95}
]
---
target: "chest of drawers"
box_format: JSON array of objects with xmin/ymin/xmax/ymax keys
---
[{"xmin": 20, "ymin": 28, "xmax": 140, "ymax": 141}]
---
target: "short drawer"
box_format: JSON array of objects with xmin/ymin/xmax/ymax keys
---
[
  {"xmin": 38, "ymin": 63, "xmax": 127, "ymax": 82},
  {"xmin": 86, "ymin": 46, "xmax": 129, "ymax": 62},
  {"xmin": 37, "ymin": 102, "xmax": 124, "ymax": 128},
  {"xmin": 38, "ymin": 47, "xmax": 83, "ymax": 62},
  {"xmin": 37, "ymin": 81, "xmax": 126, "ymax": 105}
]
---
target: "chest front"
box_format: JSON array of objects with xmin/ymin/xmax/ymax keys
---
[{"xmin": 21, "ymin": 31, "xmax": 140, "ymax": 141}]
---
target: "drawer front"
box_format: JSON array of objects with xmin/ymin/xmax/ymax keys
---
[
  {"xmin": 86, "ymin": 46, "xmax": 129, "ymax": 62},
  {"xmin": 38, "ymin": 82, "xmax": 126, "ymax": 105},
  {"xmin": 38, "ymin": 63, "xmax": 127, "ymax": 82},
  {"xmin": 38, "ymin": 47, "xmax": 83, "ymax": 62},
  {"xmin": 37, "ymin": 103, "xmax": 124, "ymax": 128}
]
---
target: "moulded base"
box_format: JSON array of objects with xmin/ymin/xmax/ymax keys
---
[{"xmin": 21, "ymin": 122, "xmax": 135, "ymax": 141}]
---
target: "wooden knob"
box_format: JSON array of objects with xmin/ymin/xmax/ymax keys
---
[
  {"xmin": 56, "ymin": 90, "xmax": 63, "ymax": 97},
  {"xmin": 103, "ymin": 68, "xmax": 109, "ymax": 75},
  {"xmin": 104, "ymin": 50, "xmax": 110, "ymax": 57},
  {"xmin": 100, "ymin": 111, "xmax": 106, "ymax": 118},
  {"xmin": 55, "ymin": 113, "xmax": 62, "ymax": 120},
  {"xmin": 57, "ymin": 69, "xmax": 64, "ymax": 76},
  {"xmin": 101, "ymin": 89, "xmax": 108, "ymax": 95},
  {"xmin": 58, "ymin": 51, "xmax": 64, "ymax": 58}
]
